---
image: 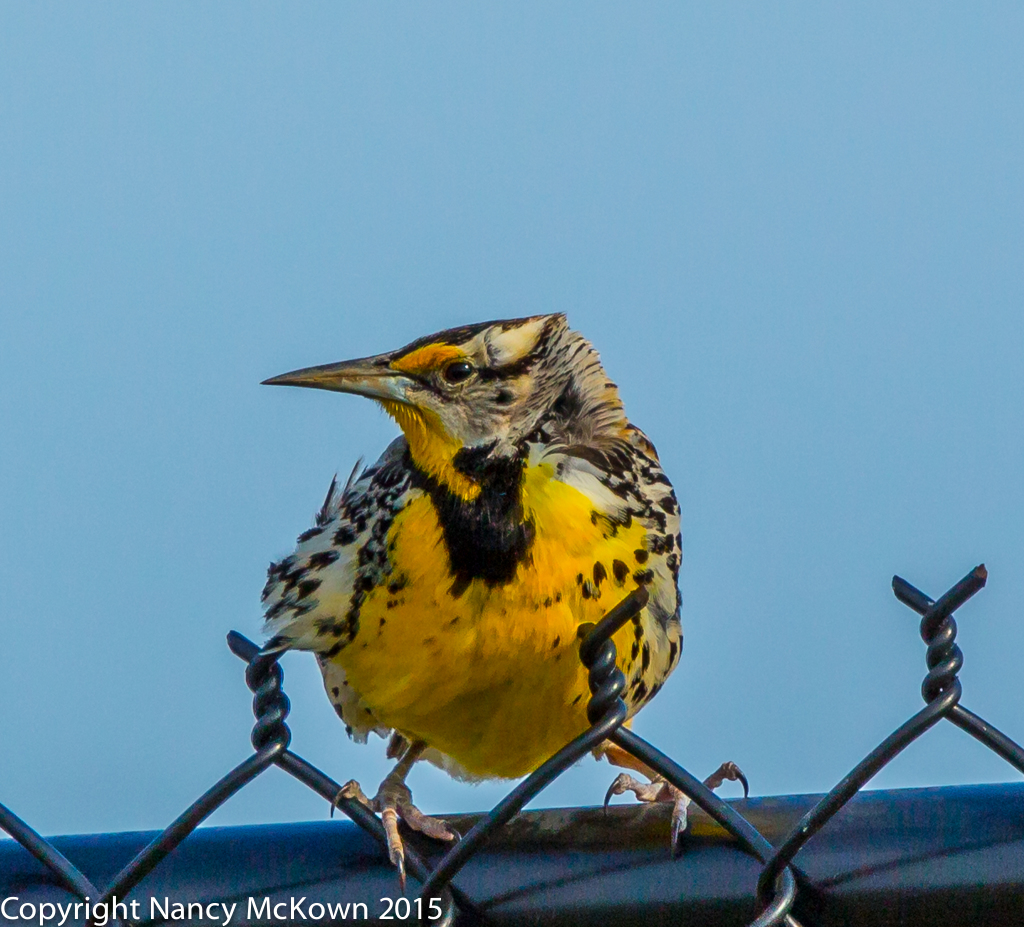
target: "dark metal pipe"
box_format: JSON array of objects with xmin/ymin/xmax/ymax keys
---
[{"xmin": 4, "ymin": 783, "xmax": 1023, "ymax": 926}]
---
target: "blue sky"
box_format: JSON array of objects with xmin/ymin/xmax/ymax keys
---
[{"xmin": 2, "ymin": 4, "xmax": 1022, "ymax": 838}]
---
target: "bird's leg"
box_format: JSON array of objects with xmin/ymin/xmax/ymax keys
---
[
  {"xmin": 601, "ymin": 743, "xmax": 748, "ymax": 853},
  {"xmin": 386, "ymin": 731, "xmax": 410, "ymax": 760},
  {"xmin": 334, "ymin": 740, "xmax": 458, "ymax": 890}
]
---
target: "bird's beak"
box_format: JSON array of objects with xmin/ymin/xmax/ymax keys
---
[{"xmin": 262, "ymin": 354, "xmax": 413, "ymax": 405}]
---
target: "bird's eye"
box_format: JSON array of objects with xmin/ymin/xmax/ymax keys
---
[{"xmin": 442, "ymin": 361, "xmax": 474, "ymax": 384}]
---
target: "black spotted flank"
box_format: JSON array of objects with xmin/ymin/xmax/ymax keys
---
[
  {"xmin": 267, "ymin": 556, "xmax": 310, "ymax": 598},
  {"xmin": 387, "ymin": 575, "xmax": 408, "ymax": 594},
  {"xmin": 593, "ymin": 562, "xmax": 607, "ymax": 586},
  {"xmin": 297, "ymin": 526, "xmax": 324, "ymax": 543},
  {"xmin": 297, "ymin": 578, "xmax": 322, "ymax": 599},
  {"xmin": 633, "ymin": 569, "xmax": 654, "ymax": 585},
  {"xmin": 314, "ymin": 616, "xmax": 347, "ymax": 638},
  {"xmin": 263, "ymin": 600, "xmax": 286, "ymax": 621},
  {"xmin": 308, "ymin": 550, "xmax": 340, "ymax": 570},
  {"xmin": 353, "ymin": 575, "xmax": 375, "ymax": 594},
  {"xmin": 633, "ymin": 548, "xmax": 649, "ymax": 564},
  {"xmin": 333, "ymin": 525, "xmax": 357, "ymax": 546},
  {"xmin": 612, "ymin": 560, "xmax": 630, "ymax": 585}
]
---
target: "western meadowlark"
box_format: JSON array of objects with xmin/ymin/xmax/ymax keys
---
[{"xmin": 261, "ymin": 314, "xmax": 742, "ymax": 882}]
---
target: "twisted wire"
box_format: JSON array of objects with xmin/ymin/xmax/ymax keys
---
[
  {"xmin": 894, "ymin": 563, "xmax": 1024, "ymax": 773},
  {"xmin": 754, "ymin": 564, "xmax": 988, "ymax": 919},
  {"xmin": 244, "ymin": 649, "xmax": 292, "ymax": 752},
  {"xmin": 920, "ymin": 612, "xmax": 963, "ymax": 704},
  {"xmin": 578, "ymin": 590, "xmax": 636, "ymax": 723},
  {"xmin": 225, "ymin": 634, "xmax": 469, "ymax": 925}
]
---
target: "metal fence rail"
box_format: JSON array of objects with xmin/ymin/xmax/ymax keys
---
[
  {"xmin": 6, "ymin": 783, "xmax": 1024, "ymax": 926},
  {"xmin": 3, "ymin": 564, "xmax": 1023, "ymax": 926}
]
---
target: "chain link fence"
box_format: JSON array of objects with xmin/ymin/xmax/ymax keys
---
[{"xmin": 3, "ymin": 564, "xmax": 1023, "ymax": 925}]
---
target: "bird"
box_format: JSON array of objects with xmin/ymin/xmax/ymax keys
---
[{"xmin": 260, "ymin": 313, "xmax": 743, "ymax": 884}]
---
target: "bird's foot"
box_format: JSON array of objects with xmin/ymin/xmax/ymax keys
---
[
  {"xmin": 333, "ymin": 775, "xmax": 458, "ymax": 890},
  {"xmin": 604, "ymin": 773, "xmax": 693, "ymax": 852},
  {"xmin": 604, "ymin": 760, "xmax": 748, "ymax": 855}
]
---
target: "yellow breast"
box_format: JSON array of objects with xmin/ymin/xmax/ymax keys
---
[{"xmin": 328, "ymin": 462, "xmax": 667, "ymax": 779}]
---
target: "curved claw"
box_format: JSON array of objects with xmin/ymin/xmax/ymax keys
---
[
  {"xmin": 703, "ymin": 761, "xmax": 749, "ymax": 799},
  {"xmin": 604, "ymin": 773, "xmax": 627, "ymax": 812},
  {"xmin": 603, "ymin": 772, "xmax": 655, "ymax": 815},
  {"xmin": 394, "ymin": 853, "xmax": 407, "ymax": 892},
  {"xmin": 330, "ymin": 779, "xmax": 371, "ymax": 818},
  {"xmin": 442, "ymin": 822, "xmax": 463, "ymax": 842},
  {"xmin": 670, "ymin": 792, "xmax": 691, "ymax": 858},
  {"xmin": 381, "ymin": 806, "xmax": 407, "ymax": 892}
]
